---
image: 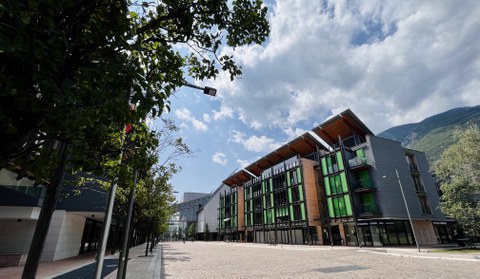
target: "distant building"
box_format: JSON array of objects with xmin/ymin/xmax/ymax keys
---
[
  {"xmin": 220, "ymin": 109, "xmax": 454, "ymax": 246},
  {"xmin": 196, "ymin": 184, "xmax": 232, "ymax": 241},
  {"xmin": 173, "ymin": 192, "xmax": 211, "ymax": 238}
]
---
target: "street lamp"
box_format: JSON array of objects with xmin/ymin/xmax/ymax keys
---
[
  {"xmin": 382, "ymin": 168, "xmax": 421, "ymax": 252},
  {"xmin": 183, "ymin": 82, "xmax": 217, "ymax": 96}
]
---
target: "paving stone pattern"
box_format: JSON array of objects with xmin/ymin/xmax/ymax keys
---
[{"xmin": 162, "ymin": 242, "xmax": 480, "ymax": 279}]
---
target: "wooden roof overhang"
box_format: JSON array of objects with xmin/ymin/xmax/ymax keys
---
[
  {"xmin": 223, "ymin": 132, "xmax": 330, "ymax": 187},
  {"xmin": 311, "ymin": 109, "xmax": 373, "ymax": 146},
  {"xmin": 222, "ymin": 169, "xmax": 254, "ymax": 188}
]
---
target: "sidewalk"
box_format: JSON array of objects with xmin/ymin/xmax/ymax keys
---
[
  {"xmin": 0, "ymin": 243, "xmax": 162, "ymax": 279},
  {"xmin": 104, "ymin": 243, "xmax": 162, "ymax": 279}
]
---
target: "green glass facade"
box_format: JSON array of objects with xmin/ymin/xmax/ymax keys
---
[
  {"xmin": 321, "ymin": 151, "xmax": 353, "ymax": 220},
  {"xmin": 241, "ymin": 161, "xmax": 309, "ymax": 244},
  {"xmin": 218, "ymin": 189, "xmax": 238, "ymax": 240}
]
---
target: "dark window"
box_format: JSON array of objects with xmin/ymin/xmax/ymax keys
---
[
  {"xmin": 412, "ymin": 175, "xmax": 425, "ymax": 192},
  {"xmin": 417, "ymin": 195, "xmax": 432, "ymax": 214}
]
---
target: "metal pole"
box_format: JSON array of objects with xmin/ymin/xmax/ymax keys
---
[
  {"xmin": 94, "ymin": 178, "xmax": 118, "ymax": 279},
  {"xmin": 395, "ymin": 168, "xmax": 421, "ymax": 252},
  {"xmin": 117, "ymin": 169, "xmax": 138, "ymax": 279}
]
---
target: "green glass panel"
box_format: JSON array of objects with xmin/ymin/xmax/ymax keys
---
[
  {"xmin": 269, "ymin": 178, "xmax": 273, "ymax": 192},
  {"xmin": 344, "ymin": 195, "xmax": 353, "ymax": 215},
  {"xmin": 297, "ymin": 168, "xmax": 302, "ymax": 183},
  {"xmin": 340, "ymin": 172, "xmax": 348, "ymax": 193},
  {"xmin": 298, "ymin": 185, "xmax": 304, "ymax": 201},
  {"xmin": 327, "ymin": 198, "xmax": 334, "ymax": 218},
  {"xmin": 336, "ymin": 152, "xmax": 344, "ymax": 171},
  {"xmin": 361, "ymin": 192, "xmax": 375, "ymax": 204},
  {"xmin": 338, "ymin": 197, "xmax": 345, "ymax": 216},
  {"xmin": 335, "ymin": 175, "xmax": 342, "ymax": 193},
  {"xmin": 333, "ymin": 198, "xmax": 340, "ymax": 217},
  {"xmin": 324, "ymin": 177, "xmax": 331, "ymax": 196},
  {"xmin": 330, "ymin": 177, "xmax": 336, "ymax": 195},
  {"xmin": 301, "ymin": 203, "xmax": 306, "ymax": 220},
  {"xmin": 290, "ymin": 205, "xmax": 294, "ymax": 221},
  {"xmin": 321, "ymin": 157, "xmax": 328, "ymax": 175},
  {"xmin": 286, "ymin": 171, "xmax": 291, "ymax": 186},
  {"xmin": 270, "ymin": 193, "xmax": 274, "ymax": 207},
  {"xmin": 356, "ymin": 148, "xmax": 366, "ymax": 159},
  {"xmin": 359, "ymin": 170, "xmax": 372, "ymax": 188}
]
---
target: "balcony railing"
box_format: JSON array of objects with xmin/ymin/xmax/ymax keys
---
[
  {"xmin": 353, "ymin": 178, "xmax": 375, "ymax": 192},
  {"xmin": 348, "ymin": 157, "xmax": 370, "ymax": 169},
  {"xmin": 358, "ymin": 203, "xmax": 381, "ymax": 217}
]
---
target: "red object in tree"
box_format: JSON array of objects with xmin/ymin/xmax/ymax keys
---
[{"xmin": 125, "ymin": 124, "xmax": 133, "ymax": 135}]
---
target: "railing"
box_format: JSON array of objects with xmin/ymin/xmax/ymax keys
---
[
  {"xmin": 348, "ymin": 157, "xmax": 369, "ymax": 169},
  {"xmin": 353, "ymin": 177, "xmax": 374, "ymax": 192},
  {"xmin": 358, "ymin": 203, "xmax": 381, "ymax": 216}
]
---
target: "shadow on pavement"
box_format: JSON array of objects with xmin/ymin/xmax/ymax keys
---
[
  {"xmin": 314, "ymin": 265, "xmax": 368, "ymax": 273},
  {"xmin": 53, "ymin": 259, "xmax": 118, "ymax": 279}
]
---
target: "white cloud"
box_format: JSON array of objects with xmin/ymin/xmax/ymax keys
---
[
  {"xmin": 175, "ymin": 107, "xmax": 208, "ymax": 132},
  {"xmin": 283, "ymin": 127, "xmax": 306, "ymax": 139},
  {"xmin": 212, "ymin": 152, "xmax": 228, "ymax": 166},
  {"xmin": 237, "ymin": 159, "xmax": 251, "ymax": 168},
  {"xmin": 213, "ymin": 106, "xmax": 234, "ymax": 121},
  {"xmin": 209, "ymin": 0, "xmax": 480, "ymax": 133},
  {"xmin": 230, "ymin": 130, "xmax": 283, "ymax": 153},
  {"xmin": 203, "ymin": 113, "xmax": 211, "ymax": 123}
]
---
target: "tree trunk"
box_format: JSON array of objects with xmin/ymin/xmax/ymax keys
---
[
  {"xmin": 22, "ymin": 142, "xmax": 67, "ymax": 279},
  {"xmin": 117, "ymin": 177, "xmax": 136, "ymax": 278},
  {"xmin": 145, "ymin": 232, "xmax": 150, "ymax": 257}
]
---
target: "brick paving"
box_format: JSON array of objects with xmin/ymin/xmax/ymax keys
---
[
  {"xmin": 1, "ymin": 242, "xmax": 479, "ymax": 279},
  {"xmin": 162, "ymin": 242, "xmax": 480, "ymax": 279}
]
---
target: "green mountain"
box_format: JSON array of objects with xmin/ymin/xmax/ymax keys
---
[{"xmin": 378, "ymin": 105, "xmax": 480, "ymax": 165}]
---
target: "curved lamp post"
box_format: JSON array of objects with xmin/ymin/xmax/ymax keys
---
[
  {"xmin": 183, "ymin": 82, "xmax": 217, "ymax": 96},
  {"xmin": 382, "ymin": 169, "xmax": 421, "ymax": 252}
]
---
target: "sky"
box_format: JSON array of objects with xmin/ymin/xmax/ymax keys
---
[{"xmin": 154, "ymin": 0, "xmax": 480, "ymax": 200}]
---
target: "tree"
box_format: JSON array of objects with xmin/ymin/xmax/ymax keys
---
[
  {"xmin": 0, "ymin": 0, "xmax": 270, "ymax": 174},
  {"xmin": 434, "ymin": 124, "xmax": 480, "ymax": 238},
  {"xmin": 1, "ymin": 2, "xmax": 269, "ymax": 276},
  {"xmin": 187, "ymin": 223, "xmax": 197, "ymax": 240}
]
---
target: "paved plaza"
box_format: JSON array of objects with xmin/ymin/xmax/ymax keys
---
[
  {"xmin": 1, "ymin": 242, "xmax": 479, "ymax": 278},
  {"xmin": 162, "ymin": 242, "xmax": 480, "ymax": 279}
]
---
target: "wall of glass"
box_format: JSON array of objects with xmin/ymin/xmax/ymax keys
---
[
  {"xmin": 357, "ymin": 220, "xmax": 414, "ymax": 246},
  {"xmin": 242, "ymin": 161, "xmax": 308, "ymax": 244},
  {"xmin": 321, "ymin": 151, "xmax": 353, "ymax": 220}
]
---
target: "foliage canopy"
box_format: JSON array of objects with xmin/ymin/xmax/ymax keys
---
[
  {"xmin": 434, "ymin": 125, "xmax": 480, "ymax": 236},
  {"xmin": 0, "ymin": 0, "xmax": 269, "ymax": 181}
]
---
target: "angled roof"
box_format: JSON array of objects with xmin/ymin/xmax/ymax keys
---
[
  {"xmin": 223, "ymin": 132, "xmax": 331, "ymax": 186},
  {"xmin": 311, "ymin": 109, "xmax": 373, "ymax": 145},
  {"xmin": 222, "ymin": 109, "xmax": 373, "ymax": 187},
  {"xmin": 222, "ymin": 169, "xmax": 255, "ymax": 187}
]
